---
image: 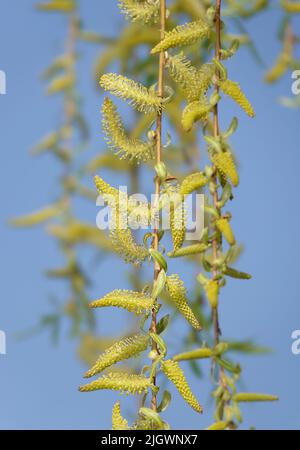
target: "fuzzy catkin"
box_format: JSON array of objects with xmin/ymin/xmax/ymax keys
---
[
  {"xmin": 219, "ymin": 79, "xmax": 255, "ymax": 118},
  {"xmin": 100, "ymin": 73, "xmax": 163, "ymax": 113},
  {"xmin": 118, "ymin": 0, "xmax": 160, "ymax": 23},
  {"xmin": 102, "ymin": 97, "xmax": 154, "ymax": 162},
  {"xmin": 204, "ymin": 280, "xmax": 219, "ymax": 309},
  {"xmin": 85, "ymin": 334, "xmax": 150, "ymax": 378},
  {"xmin": 112, "ymin": 402, "xmax": 129, "ymax": 430},
  {"xmin": 181, "ymin": 99, "xmax": 210, "ymax": 131},
  {"xmin": 166, "ymin": 275, "xmax": 201, "ymax": 330},
  {"xmin": 180, "ymin": 172, "xmax": 207, "ymax": 196},
  {"xmin": 151, "ymin": 19, "xmax": 211, "ymax": 54},
  {"xmin": 90, "ymin": 290, "xmax": 154, "ymax": 315},
  {"xmin": 79, "ymin": 372, "xmax": 151, "ymax": 395},
  {"xmin": 211, "ymin": 151, "xmax": 239, "ymax": 187},
  {"xmin": 161, "ymin": 360, "xmax": 202, "ymax": 413}
]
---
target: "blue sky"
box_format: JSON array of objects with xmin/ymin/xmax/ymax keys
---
[{"xmin": 0, "ymin": 0, "xmax": 300, "ymax": 429}]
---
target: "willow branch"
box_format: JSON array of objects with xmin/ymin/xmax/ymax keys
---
[{"xmin": 150, "ymin": 0, "xmax": 166, "ymax": 412}]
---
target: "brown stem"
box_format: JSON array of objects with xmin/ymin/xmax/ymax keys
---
[
  {"xmin": 150, "ymin": 0, "xmax": 166, "ymax": 412},
  {"xmin": 212, "ymin": 0, "xmax": 222, "ymax": 348}
]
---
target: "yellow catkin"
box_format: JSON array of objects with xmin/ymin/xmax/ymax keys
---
[
  {"xmin": 161, "ymin": 360, "xmax": 202, "ymax": 413},
  {"xmin": 102, "ymin": 97, "xmax": 154, "ymax": 162},
  {"xmin": 205, "ymin": 280, "xmax": 219, "ymax": 309},
  {"xmin": 166, "ymin": 275, "xmax": 201, "ymax": 330},
  {"xmin": 211, "ymin": 151, "xmax": 239, "ymax": 187},
  {"xmin": 219, "ymin": 79, "xmax": 255, "ymax": 118},
  {"xmin": 180, "ymin": 172, "xmax": 207, "ymax": 196},
  {"xmin": 84, "ymin": 334, "xmax": 149, "ymax": 378},
  {"xmin": 168, "ymin": 243, "xmax": 208, "ymax": 258},
  {"xmin": 48, "ymin": 220, "xmax": 110, "ymax": 249},
  {"xmin": 47, "ymin": 74, "xmax": 74, "ymax": 94},
  {"xmin": 112, "ymin": 402, "xmax": 129, "ymax": 430},
  {"xmin": 170, "ymin": 204, "xmax": 185, "ymax": 250},
  {"xmin": 10, "ymin": 202, "xmax": 64, "ymax": 227},
  {"xmin": 79, "ymin": 372, "xmax": 151, "ymax": 395},
  {"xmin": 206, "ymin": 421, "xmax": 228, "ymax": 430},
  {"xmin": 174, "ymin": 348, "xmax": 213, "ymax": 362},
  {"xmin": 233, "ymin": 393, "xmax": 279, "ymax": 402},
  {"xmin": 151, "ymin": 19, "xmax": 211, "ymax": 54},
  {"xmin": 181, "ymin": 99, "xmax": 210, "ymax": 131},
  {"xmin": 109, "ymin": 228, "xmax": 149, "ymax": 265},
  {"xmin": 100, "ymin": 73, "xmax": 163, "ymax": 113},
  {"xmin": 36, "ymin": 1, "xmax": 75, "ymax": 13},
  {"xmin": 118, "ymin": 0, "xmax": 159, "ymax": 23},
  {"xmin": 216, "ymin": 218, "xmax": 236, "ymax": 245},
  {"xmin": 281, "ymin": 0, "xmax": 300, "ymax": 13},
  {"xmin": 265, "ymin": 52, "xmax": 291, "ymax": 83},
  {"xmin": 90, "ymin": 289, "xmax": 154, "ymax": 315}
]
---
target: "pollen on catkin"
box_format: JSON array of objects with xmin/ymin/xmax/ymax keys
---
[
  {"xmin": 112, "ymin": 402, "xmax": 129, "ymax": 430},
  {"xmin": 161, "ymin": 360, "xmax": 203, "ymax": 413},
  {"xmin": 170, "ymin": 204, "xmax": 186, "ymax": 250},
  {"xmin": 219, "ymin": 79, "xmax": 255, "ymax": 118},
  {"xmin": 180, "ymin": 172, "xmax": 207, "ymax": 196},
  {"xmin": 102, "ymin": 97, "xmax": 155, "ymax": 162},
  {"xmin": 216, "ymin": 218, "xmax": 236, "ymax": 246},
  {"xmin": 84, "ymin": 334, "xmax": 150, "ymax": 378},
  {"xmin": 118, "ymin": 0, "xmax": 160, "ymax": 23},
  {"xmin": 151, "ymin": 19, "xmax": 211, "ymax": 54},
  {"xmin": 90, "ymin": 290, "xmax": 154, "ymax": 315},
  {"xmin": 79, "ymin": 372, "xmax": 151, "ymax": 395},
  {"xmin": 211, "ymin": 151, "xmax": 239, "ymax": 187},
  {"xmin": 166, "ymin": 275, "xmax": 201, "ymax": 330},
  {"xmin": 100, "ymin": 73, "xmax": 163, "ymax": 113}
]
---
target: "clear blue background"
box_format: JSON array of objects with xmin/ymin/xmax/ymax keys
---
[{"xmin": 0, "ymin": 0, "xmax": 299, "ymax": 430}]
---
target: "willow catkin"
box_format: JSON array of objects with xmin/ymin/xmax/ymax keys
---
[
  {"xmin": 84, "ymin": 334, "xmax": 150, "ymax": 378},
  {"xmin": 181, "ymin": 98, "xmax": 210, "ymax": 131},
  {"xmin": 166, "ymin": 275, "xmax": 201, "ymax": 330},
  {"xmin": 36, "ymin": 1, "xmax": 75, "ymax": 13},
  {"xmin": 180, "ymin": 172, "xmax": 207, "ymax": 196},
  {"xmin": 109, "ymin": 228, "xmax": 149, "ymax": 266},
  {"xmin": 102, "ymin": 97, "xmax": 155, "ymax": 162},
  {"xmin": 79, "ymin": 372, "xmax": 151, "ymax": 395},
  {"xmin": 90, "ymin": 290, "xmax": 154, "ymax": 315},
  {"xmin": 281, "ymin": 0, "xmax": 300, "ymax": 13},
  {"xmin": 161, "ymin": 360, "xmax": 202, "ymax": 413},
  {"xmin": 216, "ymin": 218, "xmax": 236, "ymax": 246},
  {"xmin": 170, "ymin": 204, "xmax": 186, "ymax": 251},
  {"xmin": 112, "ymin": 402, "xmax": 129, "ymax": 430},
  {"xmin": 118, "ymin": 0, "xmax": 160, "ymax": 23},
  {"xmin": 211, "ymin": 151, "xmax": 239, "ymax": 187},
  {"xmin": 10, "ymin": 202, "xmax": 64, "ymax": 227},
  {"xmin": 151, "ymin": 19, "xmax": 211, "ymax": 54},
  {"xmin": 100, "ymin": 73, "xmax": 163, "ymax": 113},
  {"xmin": 219, "ymin": 79, "xmax": 255, "ymax": 118}
]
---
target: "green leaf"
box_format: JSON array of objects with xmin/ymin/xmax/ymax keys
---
[
  {"xmin": 157, "ymin": 390, "xmax": 172, "ymax": 413},
  {"xmin": 156, "ymin": 314, "xmax": 170, "ymax": 335}
]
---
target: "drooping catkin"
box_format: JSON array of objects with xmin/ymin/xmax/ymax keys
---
[
  {"xmin": 10, "ymin": 202, "xmax": 64, "ymax": 227},
  {"xmin": 102, "ymin": 97, "xmax": 155, "ymax": 162},
  {"xmin": 151, "ymin": 19, "xmax": 211, "ymax": 54},
  {"xmin": 210, "ymin": 151, "xmax": 239, "ymax": 187},
  {"xmin": 90, "ymin": 290, "xmax": 154, "ymax": 315},
  {"xmin": 84, "ymin": 334, "xmax": 150, "ymax": 378},
  {"xmin": 79, "ymin": 372, "xmax": 151, "ymax": 395},
  {"xmin": 118, "ymin": 0, "xmax": 160, "ymax": 23},
  {"xmin": 216, "ymin": 218, "xmax": 236, "ymax": 245},
  {"xmin": 161, "ymin": 360, "xmax": 202, "ymax": 413},
  {"xmin": 109, "ymin": 228, "xmax": 149, "ymax": 266},
  {"xmin": 180, "ymin": 172, "xmax": 207, "ymax": 196},
  {"xmin": 166, "ymin": 275, "xmax": 201, "ymax": 330},
  {"xmin": 100, "ymin": 73, "xmax": 163, "ymax": 113},
  {"xmin": 170, "ymin": 204, "xmax": 186, "ymax": 250},
  {"xmin": 112, "ymin": 402, "xmax": 129, "ymax": 430},
  {"xmin": 219, "ymin": 79, "xmax": 255, "ymax": 118}
]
